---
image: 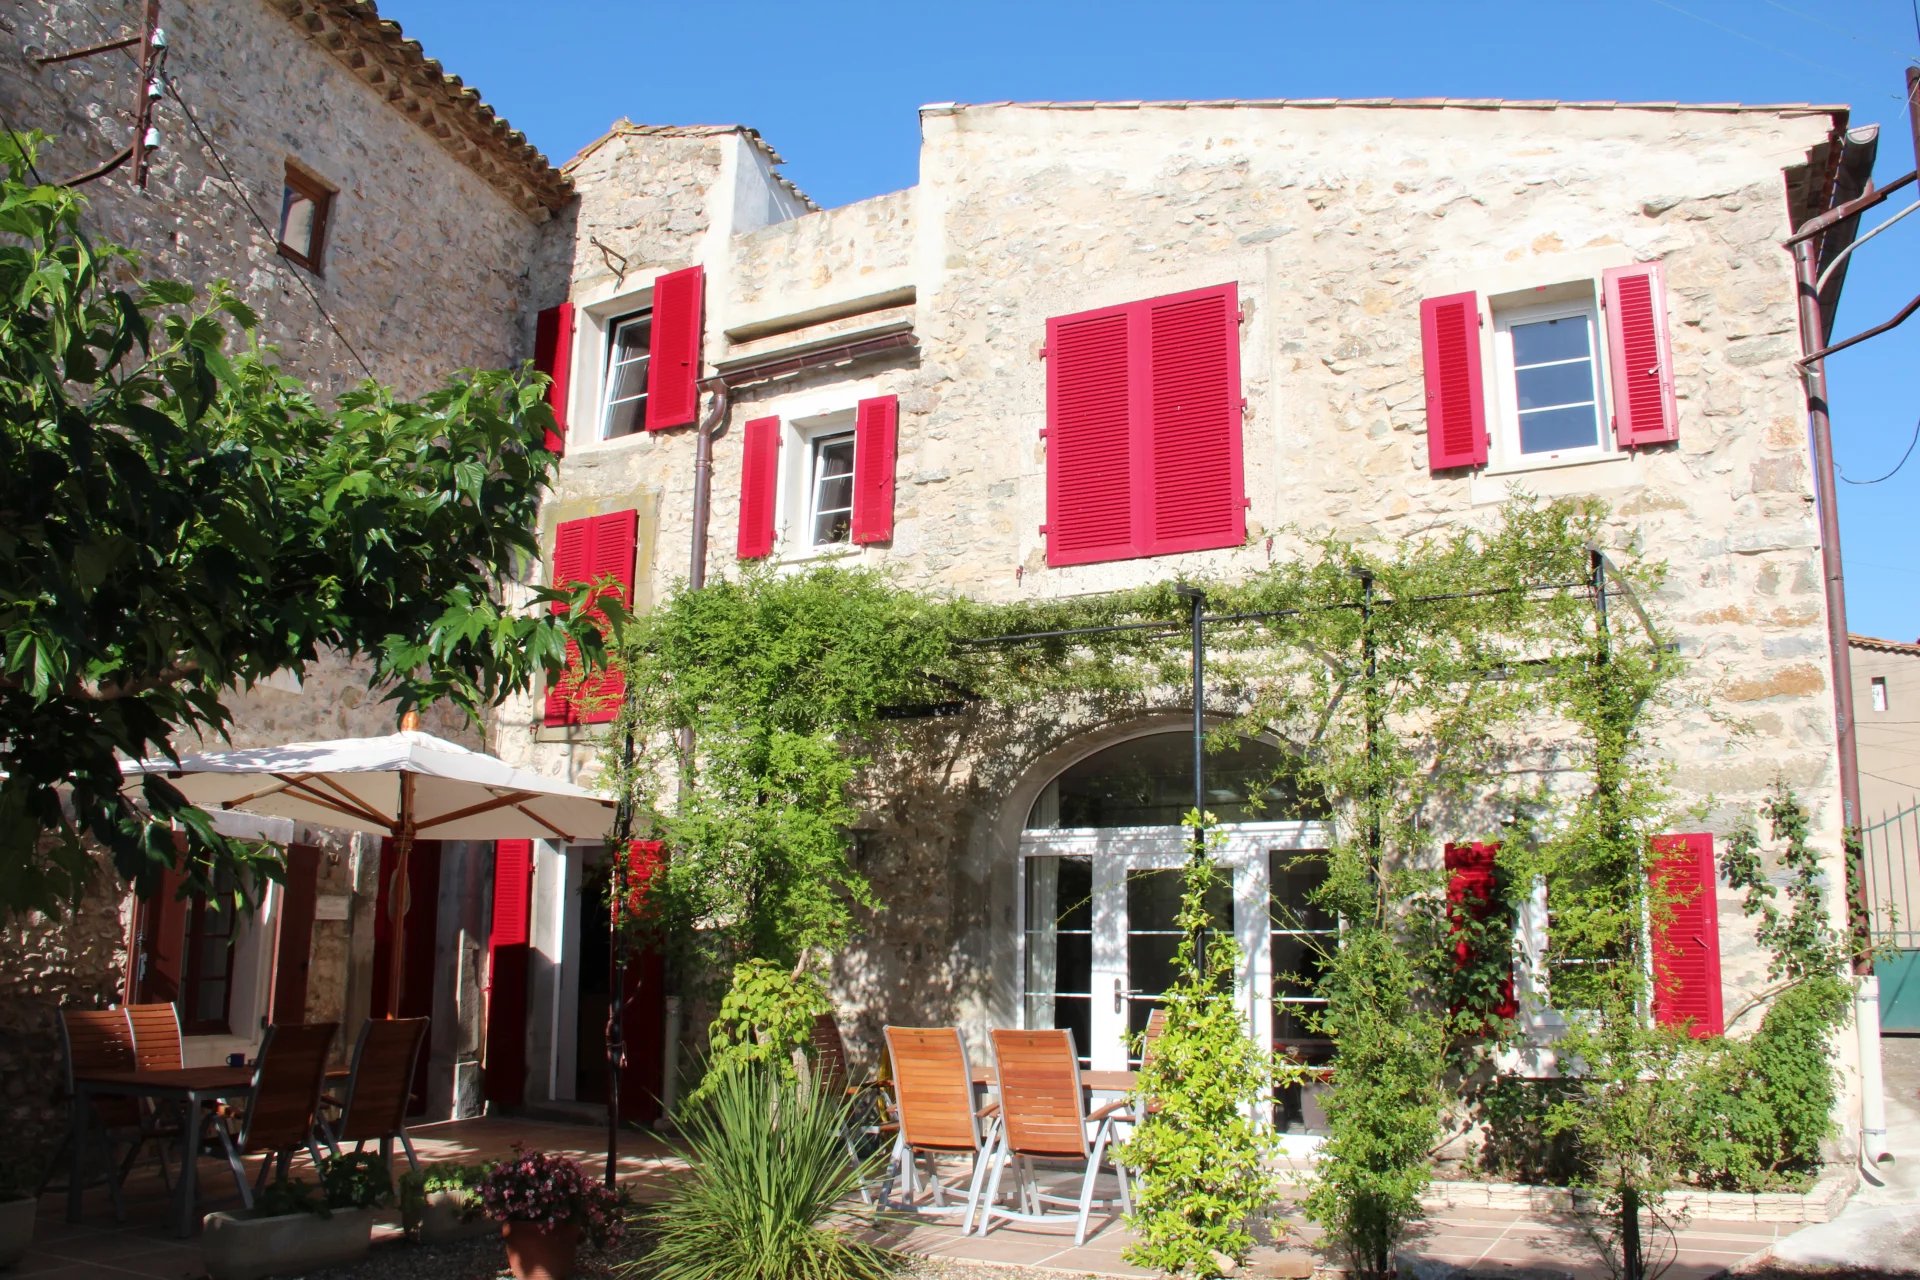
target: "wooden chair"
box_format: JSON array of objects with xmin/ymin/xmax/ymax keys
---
[
  {"xmin": 881, "ymin": 1026, "xmax": 996, "ymax": 1227},
  {"xmin": 806, "ymin": 1014, "xmax": 895, "ymax": 1203},
  {"xmin": 322, "ymin": 1017, "xmax": 429, "ymax": 1172},
  {"xmin": 41, "ymin": 1008, "xmax": 154, "ymax": 1217},
  {"xmin": 976, "ymin": 1028, "xmax": 1131, "ymax": 1245},
  {"xmin": 126, "ymin": 1003, "xmax": 185, "ymax": 1071},
  {"xmin": 1108, "ymin": 1006, "xmax": 1170, "ymax": 1131},
  {"xmin": 213, "ymin": 1022, "xmax": 337, "ymax": 1205}
]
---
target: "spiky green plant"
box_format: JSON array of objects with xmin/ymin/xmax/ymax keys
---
[{"xmin": 638, "ymin": 1062, "xmax": 897, "ymax": 1280}]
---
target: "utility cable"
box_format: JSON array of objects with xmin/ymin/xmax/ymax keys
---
[
  {"xmin": 1641, "ymin": 0, "xmax": 1904, "ymax": 101},
  {"xmin": 1840, "ymin": 415, "xmax": 1920, "ymax": 485},
  {"xmin": 1756, "ymin": 0, "xmax": 1911, "ymax": 57},
  {"xmin": 158, "ymin": 73, "xmax": 375, "ymax": 381}
]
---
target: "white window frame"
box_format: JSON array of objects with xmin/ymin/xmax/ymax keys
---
[
  {"xmin": 600, "ymin": 310, "xmax": 652, "ymax": 441},
  {"xmin": 805, "ymin": 430, "xmax": 856, "ymax": 550},
  {"xmin": 777, "ymin": 410, "xmax": 862, "ymax": 563},
  {"xmin": 1872, "ymin": 676, "xmax": 1889, "ymax": 713},
  {"xmin": 1489, "ymin": 294, "xmax": 1614, "ymax": 472}
]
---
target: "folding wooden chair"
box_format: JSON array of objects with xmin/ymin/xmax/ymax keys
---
[
  {"xmin": 976, "ymin": 1028, "xmax": 1131, "ymax": 1245},
  {"xmin": 322, "ymin": 1017, "xmax": 429, "ymax": 1172},
  {"xmin": 213, "ymin": 1021, "xmax": 337, "ymax": 1205},
  {"xmin": 881, "ymin": 1026, "xmax": 996, "ymax": 1227},
  {"xmin": 41, "ymin": 1008, "xmax": 161, "ymax": 1218},
  {"xmin": 807, "ymin": 1013, "xmax": 895, "ymax": 1203}
]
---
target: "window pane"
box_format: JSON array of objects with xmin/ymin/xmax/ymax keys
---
[
  {"xmin": 1518, "ymin": 404, "xmax": 1602, "ymax": 454},
  {"xmin": 280, "ymin": 190, "xmax": 315, "ymax": 257},
  {"xmin": 608, "ymin": 357, "xmax": 650, "ymax": 403},
  {"xmin": 1025, "ymin": 856, "xmax": 1093, "ymax": 1063},
  {"xmin": 816, "ymin": 474, "xmax": 853, "ymax": 515},
  {"xmin": 1511, "ymin": 315, "xmax": 1590, "ymax": 366},
  {"xmin": 1514, "ymin": 360, "xmax": 1595, "ymax": 412},
  {"xmin": 1271, "ymin": 853, "xmax": 1333, "ymax": 931},
  {"xmin": 606, "ymin": 398, "xmax": 643, "ymax": 438},
  {"xmin": 812, "ymin": 510, "xmax": 851, "ymax": 545}
]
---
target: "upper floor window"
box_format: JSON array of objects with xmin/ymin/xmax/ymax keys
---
[
  {"xmin": 277, "ymin": 163, "xmax": 334, "ymax": 275},
  {"xmin": 737, "ymin": 397, "xmax": 898, "ymax": 560},
  {"xmin": 806, "ymin": 430, "xmax": 856, "ymax": 548},
  {"xmin": 1491, "ymin": 297, "xmax": 1612, "ymax": 468},
  {"xmin": 602, "ymin": 310, "xmax": 652, "ymax": 439},
  {"xmin": 1872, "ymin": 676, "xmax": 1890, "ymax": 712}
]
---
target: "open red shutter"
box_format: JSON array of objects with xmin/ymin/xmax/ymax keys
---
[
  {"xmin": 484, "ymin": 839, "xmax": 534, "ymax": 1108},
  {"xmin": 737, "ymin": 416, "xmax": 780, "ymax": 559},
  {"xmin": 1046, "ymin": 304, "xmax": 1137, "ymax": 566},
  {"xmin": 1143, "ymin": 284, "xmax": 1244, "ymax": 556},
  {"xmin": 1445, "ymin": 841, "xmax": 1516, "ymax": 1025},
  {"xmin": 129, "ymin": 854, "xmax": 190, "ymax": 1004},
  {"xmin": 270, "ymin": 843, "xmax": 321, "ymax": 1023},
  {"xmin": 533, "ymin": 302, "xmax": 574, "ymax": 454},
  {"xmin": 645, "ymin": 265, "xmax": 704, "ymax": 432},
  {"xmin": 851, "ymin": 395, "xmax": 899, "ymax": 545},
  {"xmin": 1650, "ymin": 832, "xmax": 1723, "ymax": 1038},
  {"xmin": 576, "ymin": 509, "xmax": 637, "ymax": 725},
  {"xmin": 543, "ymin": 517, "xmax": 593, "ymax": 727},
  {"xmin": 1420, "ymin": 292, "xmax": 1488, "ymax": 471},
  {"xmin": 1604, "ymin": 262, "xmax": 1679, "ymax": 448}
]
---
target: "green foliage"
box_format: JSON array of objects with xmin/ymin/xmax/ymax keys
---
[
  {"xmin": 638, "ymin": 1061, "xmax": 896, "ymax": 1280},
  {"xmin": 397, "ymin": 1160, "xmax": 492, "ymax": 1229},
  {"xmin": 693, "ymin": 959, "xmax": 831, "ymax": 1104},
  {"xmin": 1305, "ymin": 931, "xmax": 1448, "ymax": 1280},
  {"xmin": 1723, "ymin": 784, "xmax": 1852, "ymax": 986},
  {"xmin": 252, "ymin": 1178, "xmax": 329, "ymax": 1219},
  {"xmin": 1118, "ymin": 814, "xmax": 1282, "ymax": 1278},
  {"xmin": 0, "ymin": 135, "xmax": 611, "ymax": 915},
  {"xmin": 319, "ymin": 1152, "xmax": 394, "ymax": 1211}
]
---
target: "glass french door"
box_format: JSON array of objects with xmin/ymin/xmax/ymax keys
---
[{"xmin": 1020, "ymin": 822, "xmax": 1328, "ymax": 1072}]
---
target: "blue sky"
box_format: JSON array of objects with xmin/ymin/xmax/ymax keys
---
[{"xmin": 381, "ymin": 0, "xmax": 1920, "ymax": 641}]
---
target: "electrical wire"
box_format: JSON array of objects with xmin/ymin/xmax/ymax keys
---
[
  {"xmin": 1756, "ymin": 0, "xmax": 1911, "ymax": 56},
  {"xmin": 1840, "ymin": 415, "xmax": 1920, "ymax": 485},
  {"xmin": 1641, "ymin": 0, "xmax": 1904, "ymax": 101},
  {"xmin": 158, "ymin": 73, "xmax": 375, "ymax": 381}
]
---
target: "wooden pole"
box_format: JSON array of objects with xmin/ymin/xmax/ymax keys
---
[{"xmin": 383, "ymin": 712, "xmax": 423, "ymax": 1017}]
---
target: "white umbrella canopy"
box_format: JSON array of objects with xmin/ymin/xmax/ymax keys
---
[{"xmin": 123, "ymin": 723, "xmax": 617, "ymax": 1013}]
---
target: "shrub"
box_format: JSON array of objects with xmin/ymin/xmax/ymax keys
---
[
  {"xmin": 692, "ymin": 959, "xmax": 829, "ymax": 1104},
  {"xmin": 640, "ymin": 1060, "xmax": 895, "ymax": 1280},
  {"xmin": 397, "ymin": 1160, "xmax": 493, "ymax": 1231},
  {"xmin": 248, "ymin": 1153, "xmax": 393, "ymax": 1219},
  {"xmin": 1117, "ymin": 819, "xmax": 1281, "ymax": 1280},
  {"xmin": 474, "ymin": 1149, "xmax": 625, "ymax": 1248}
]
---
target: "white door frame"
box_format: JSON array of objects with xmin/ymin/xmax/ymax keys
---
[{"xmin": 1017, "ymin": 820, "xmax": 1332, "ymax": 1071}]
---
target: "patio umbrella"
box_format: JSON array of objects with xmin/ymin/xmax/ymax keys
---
[{"xmin": 123, "ymin": 714, "xmax": 616, "ymax": 1014}]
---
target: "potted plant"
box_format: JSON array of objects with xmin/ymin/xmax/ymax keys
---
[
  {"xmin": 472, "ymin": 1149, "xmax": 624, "ymax": 1280},
  {"xmin": 202, "ymin": 1154, "xmax": 393, "ymax": 1280},
  {"xmin": 0, "ymin": 1164, "xmax": 34, "ymax": 1269},
  {"xmin": 397, "ymin": 1160, "xmax": 496, "ymax": 1245}
]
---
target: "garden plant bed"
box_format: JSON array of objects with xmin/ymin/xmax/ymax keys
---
[{"xmin": 1416, "ymin": 1172, "xmax": 1855, "ymax": 1225}]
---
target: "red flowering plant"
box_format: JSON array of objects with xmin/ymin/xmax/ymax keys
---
[{"xmin": 472, "ymin": 1147, "xmax": 626, "ymax": 1248}]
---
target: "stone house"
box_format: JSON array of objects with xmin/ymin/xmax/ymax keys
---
[
  {"xmin": 1852, "ymin": 634, "xmax": 1920, "ymax": 822},
  {"xmin": 0, "ymin": 0, "xmax": 1889, "ymax": 1163}
]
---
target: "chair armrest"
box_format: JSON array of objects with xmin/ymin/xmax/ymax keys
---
[
  {"xmin": 1088, "ymin": 1099, "xmax": 1131, "ymax": 1123},
  {"xmin": 975, "ymin": 1100, "xmax": 1000, "ymax": 1119}
]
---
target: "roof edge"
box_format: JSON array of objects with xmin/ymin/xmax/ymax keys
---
[
  {"xmin": 1851, "ymin": 633, "xmax": 1920, "ymax": 656},
  {"xmin": 923, "ymin": 97, "xmax": 1850, "ymax": 117}
]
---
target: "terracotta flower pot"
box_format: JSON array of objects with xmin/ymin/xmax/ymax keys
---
[{"xmin": 501, "ymin": 1220, "xmax": 583, "ymax": 1280}]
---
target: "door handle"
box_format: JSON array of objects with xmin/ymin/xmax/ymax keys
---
[{"xmin": 1113, "ymin": 979, "xmax": 1142, "ymax": 1013}]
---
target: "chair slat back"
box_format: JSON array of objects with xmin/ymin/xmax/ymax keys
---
[
  {"xmin": 883, "ymin": 1026, "xmax": 978, "ymax": 1153},
  {"xmin": 60, "ymin": 1008, "xmax": 140, "ymax": 1127},
  {"xmin": 809, "ymin": 1013, "xmax": 852, "ymax": 1098},
  {"xmin": 127, "ymin": 1003, "xmax": 184, "ymax": 1072},
  {"xmin": 337, "ymin": 1017, "xmax": 428, "ymax": 1142},
  {"xmin": 990, "ymin": 1028, "xmax": 1089, "ymax": 1159},
  {"xmin": 1140, "ymin": 1007, "xmax": 1169, "ymax": 1072},
  {"xmin": 242, "ymin": 1022, "xmax": 336, "ymax": 1154}
]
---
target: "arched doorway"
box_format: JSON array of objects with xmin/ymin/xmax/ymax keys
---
[{"xmin": 1018, "ymin": 730, "xmax": 1335, "ymax": 1137}]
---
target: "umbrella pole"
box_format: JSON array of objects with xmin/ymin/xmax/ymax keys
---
[{"xmin": 384, "ymin": 772, "xmax": 416, "ymax": 1019}]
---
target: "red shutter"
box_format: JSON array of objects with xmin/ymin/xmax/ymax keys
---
[
  {"xmin": 484, "ymin": 839, "xmax": 535, "ymax": 1108},
  {"xmin": 1445, "ymin": 841, "xmax": 1517, "ymax": 1024},
  {"xmin": 1420, "ymin": 292, "xmax": 1488, "ymax": 471},
  {"xmin": 575, "ymin": 509, "xmax": 637, "ymax": 725},
  {"xmin": 1046, "ymin": 305, "xmax": 1139, "ymax": 567},
  {"xmin": 543, "ymin": 517, "xmax": 593, "ymax": 727},
  {"xmin": 645, "ymin": 265, "xmax": 704, "ymax": 432},
  {"xmin": 129, "ymin": 855, "xmax": 190, "ymax": 1004},
  {"xmin": 533, "ymin": 302, "xmax": 575, "ymax": 454},
  {"xmin": 1650, "ymin": 832, "xmax": 1723, "ymax": 1038},
  {"xmin": 851, "ymin": 395, "xmax": 899, "ymax": 545},
  {"xmin": 1143, "ymin": 284, "xmax": 1245, "ymax": 556},
  {"xmin": 1604, "ymin": 262, "xmax": 1679, "ymax": 448},
  {"xmin": 270, "ymin": 843, "xmax": 321, "ymax": 1023},
  {"xmin": 617, "ymin": 839, "xmax": 664, "ymax": 924},
  {"xmin": 737, "ymin": 416, "xmax": 780, "ymax": 560}
]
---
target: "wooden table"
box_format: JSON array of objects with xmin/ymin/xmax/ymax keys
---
[{"xmin": 70, "ymin": 1066, "xmax": 254, "ymax": 1238}]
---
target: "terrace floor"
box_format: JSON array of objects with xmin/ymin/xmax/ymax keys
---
[{"xmin": 19, "ymin": 1116, "xmax": 1807, "ymax": 1279}]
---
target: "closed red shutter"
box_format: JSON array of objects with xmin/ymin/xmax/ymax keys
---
[
  {"xmin": 737, "ymin": 416, "xmax": 780, "ymax": 560},
  {"xmin": 645, "ymin": 265, "xmax": 704, "ymax": 432},
  {"xmin": 1420, "ymin": 292, "xmax": 1488, "ymax": 471},
  {"xmin": 1445, "ymin": 841, "xmax": 1516, "ymax": 1024},
  {"xmin": 1046, "ymin": 306, "xmax": 1135, "ymax": 566},
  {"xmin": 1650, "ymin": 832, "xmax": 1723, "ymax": 1038},
  {"xmin": 1604, "ymin": 262, "xmax": 1679, "ymax": 448},
  {"xmin": 543, "ymin": 517, "xmax": 593, "ymax": 727},
  {"xmin": 1144, "ymin": 284, "xmax": 1245, "ymax": 555},
  {"xmin": 270, "ymin": 843, "xmax": 321, "ymax": 1023},
  {"xmin": 533, "ymin": 302, "xmax": 575, "ymax": 454},
  {"xmin": 484, "ymin": 839, "xmax": 535, "ymax": 1108},
  {"xmin": 576, "ymin": 509, "xmax": 637, "ymax": 725},
  {"xmin": 618, "ymin": 839, "xmax": 664, "ymax": 923},
  {"xmin": 128, "ymin": 854, "xmax": 190, "ymax": 1004},
  {"xmin": 851, "ymin": 395, "xmax": 899, "ymax": 545}
]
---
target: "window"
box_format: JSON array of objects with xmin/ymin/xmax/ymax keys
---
[
  {"xmin": 602, "ymin": 311, "xmax": 652, "ymax": 439},
  {"xmin": 1492, "ymin": 298, "xmax": 1611, "ymax": 466},
  {"xmin": 806, "ymin": 431, "xmax": 855, "ymax": 548},
  {"xmin": 1872, "ymin": 676, "xmax": 1890, "ymax": 712},
  {"xmin": 180, "ymin": 872, "xmax": 238, "ymax": 1035},
  {"xmin": 277, "ymin": 163, "xmax": 333, "ymax": 274},
  {"xmin": 1045, "ymin": 282, "xmax": 1245, "ymax": 567},
  {"xmin": 1271, "ymin": 850, "xmax": 1334, "ymax": 1134}
]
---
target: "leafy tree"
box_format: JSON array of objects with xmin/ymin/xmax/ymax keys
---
[{"xmin": 0, "ymin": 137, "xmax": 610, "ymax": 914}]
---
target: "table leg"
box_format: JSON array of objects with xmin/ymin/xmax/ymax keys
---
[
  {"xmin": 174, "ymin": 1090, "xmax": 204, "ymax": 1239},
  {"xmin": 65, "ymin": 1084, "xmax": 88, "ymax": 1222}
]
